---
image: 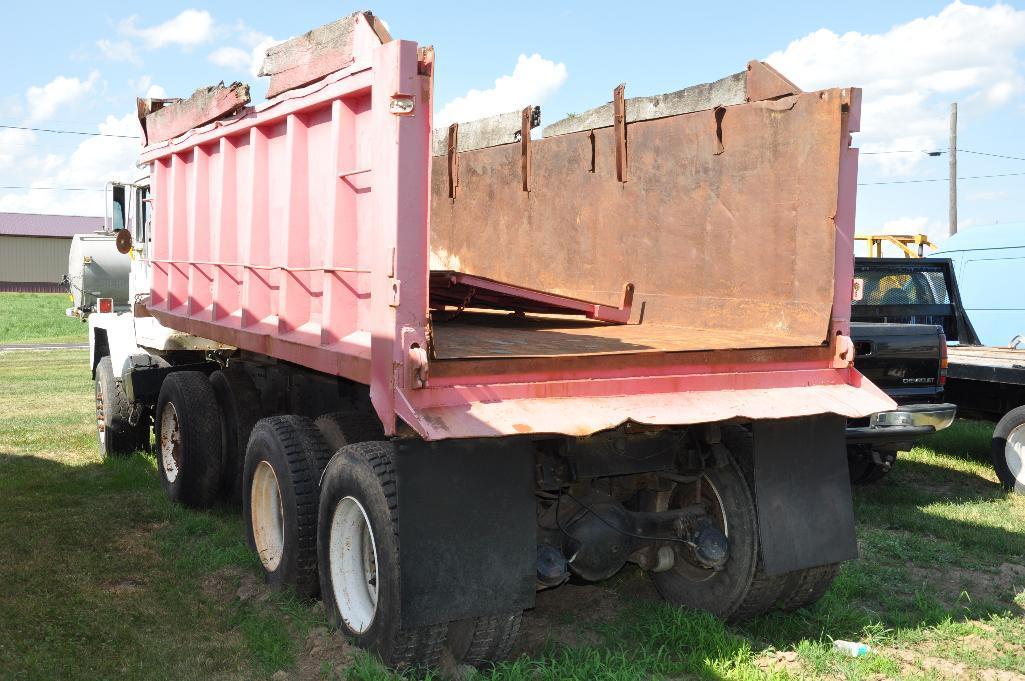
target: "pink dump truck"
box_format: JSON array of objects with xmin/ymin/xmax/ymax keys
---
[{"xmin": 88, "ymin": 11, "xmax": 894, "ymax": 668}]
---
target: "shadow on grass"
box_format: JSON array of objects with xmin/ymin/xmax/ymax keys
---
[
  {"xmin": 0, "ymin": 449, "xmax": 310, "ymax": 680},
  {"xmin": 4, "ymin": 417, "xmax": 1022, "ymax": 681}
]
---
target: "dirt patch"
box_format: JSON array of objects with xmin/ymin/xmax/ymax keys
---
[
  {"xmin": 103, "ymin": 577, "xmax": 145, "ymax": 594},
  {"xmin": 514, "ymin": 582, "xmax": 631, "ymax": 656},
  {"xmin": 296, "ymin": 624, "xmax": 355, "ymax": 681},
  {"xmin": 754, "ymin": 650, "xmax": 803, "ymax": 675},
  {"xmin": 113, "ymin": 521, "xmax": 167, "ymax": 562},
  {"xmin": 887, "ymin": 647, "xmax": 1025, "ymax": 681},
  {"xmin": 905, "ymin": 561, "xmax": 1025, "ymax": 609},
  {"xmin": 197, "ymin": 565, "xmax": 259, "ymax": 604}
]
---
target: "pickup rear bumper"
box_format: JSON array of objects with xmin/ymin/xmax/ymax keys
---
[{"xmin": 846, "ymin": 403, "xmax": 957, "ymax": 446}]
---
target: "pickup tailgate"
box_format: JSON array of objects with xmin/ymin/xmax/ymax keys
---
[{"xmin": 851, "ymin": 322, "xmax": 943, "ymax": 404}]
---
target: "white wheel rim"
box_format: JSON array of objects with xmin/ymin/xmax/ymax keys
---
[
  {"xmin": 95, "ymin": 381, "xmax": 106, "ymax": 446},
  {"xmin": 159, "ymin": 403, "xmax": 181, "ymax": 483},
  {"xmin": 329, "ymin": 496, "xmax": 379, "ymax": 634},
  {"xmin": 251, "ymin": 461, "xmax": 285, "ymax": 571},
  {"xmin": 1006, "ymin": 424, "xmax": 1025, "ymax": 493}
]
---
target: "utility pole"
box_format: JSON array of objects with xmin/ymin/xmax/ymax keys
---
[{"xmin": 949, "ymin": 102, "xmax": 958, "ymax": 236}]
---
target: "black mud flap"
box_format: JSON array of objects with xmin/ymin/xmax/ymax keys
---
[
  {"xmin": 393, "ymin": 437, "xmax": 536, "ymax": 627},
  {"xmin": 751, "ymin": 415, "xmax": 858, "ymax": 576}
]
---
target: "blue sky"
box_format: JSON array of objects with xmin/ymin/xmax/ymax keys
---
[{"xmin": 1, "ymin": 1, "xmax": 1023, "ymax": 251}]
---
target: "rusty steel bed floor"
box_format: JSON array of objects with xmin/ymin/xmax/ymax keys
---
[{"xmin": 429, "ymin": 311, "xmax": 827, "ymax": 359}]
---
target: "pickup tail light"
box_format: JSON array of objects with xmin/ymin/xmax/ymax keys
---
[
  {"xmin": 98, "ymin": 298, "xmax": 113, "ymax": 314},
  {"xmin": 939, "ymin": 331, "xmax": 948, "ymax": 386}
]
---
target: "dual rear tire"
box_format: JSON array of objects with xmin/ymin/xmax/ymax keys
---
[
  {"xmin": 648, "ymin": 427, "xmax": 840, "ymax": 621},
  {"xmin": 317, "ymin": 441, "xmax": 520, "ymax": 670},
  {"xmin": 242, "ymin": 415, "xmax": 332, "ymax": 598}
]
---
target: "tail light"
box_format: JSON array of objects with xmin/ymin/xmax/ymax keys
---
[
  {"xmin": 98, "ymin": 298, "xmax": 114, "ymax": 314},
  {"xmin": 939, "ymin": 331, "xmax": 948, "ymax": 386}
]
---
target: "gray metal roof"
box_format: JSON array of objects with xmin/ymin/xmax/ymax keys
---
[{"xmin": 0, "ymin": 212, "xmax": 104, "ymax": 238}]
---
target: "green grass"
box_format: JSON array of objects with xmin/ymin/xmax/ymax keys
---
[
  {"xmin": 1, "ymin": 348, "xmax": 1023, "ymax": 680},
  {"xmin": 0, "ymin": 293, "xmax": 89, "ymax": 345}
]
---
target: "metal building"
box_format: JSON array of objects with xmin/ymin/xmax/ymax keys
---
[{"xmin": 0, "ymin": 213, "xmax": 104, "ymax": 292}]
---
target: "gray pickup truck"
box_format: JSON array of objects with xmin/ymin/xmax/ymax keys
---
[{"xmin": 845, "ymin": 257, "xmax": 959, "ymax": 483}]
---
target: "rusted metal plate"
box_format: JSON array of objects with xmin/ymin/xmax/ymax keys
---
[
  {"xmin": 258, "ymin": 11, "xmax": 389, "ymax": 98},
  {"xmin": 745, "ymin": 60, "xmax": 802, "ymax": 102},
  {"xmin": 430, "ymin": 311, "xmax": 822, "ymax": 359},
  {"xmin": 402, "ymin": 368, "xmax": 895, "ymax": 439},
  {"xmin": 430, "ymin": 88, "xmax": 846, "ymax": 353},
  {"xmin": 140, "ymin": 83, "xmax": 250, "ymax": 145},
  {"xmin": 429, "ymin": 274, "xmax": 633, "ymax": 324}
]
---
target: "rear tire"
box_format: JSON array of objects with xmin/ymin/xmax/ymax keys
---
[
  {"xmin": 776, "ymin": 563, "xmax": 841, "ymax": 612},
  {"xmin": 94, "ymin": 355, "xmax": 147, "ymax": 457},
  {"xmin": 647, "ymin": 452, "xmax": 759, "ymax": 620},
  {"xmin": 155, "ymin": 371, "xmax": 223, "ymax": 507},
  {"xmin": 315, "ymin": 410, "xmax": 385, "ymax": 453},
  {"xmin": 446, "ymin": 612, "xmax": 522, "ymax": 667},
  {"xmin": 318, "ymin": 441, "xmax": 447, "ymax": 669},
  {"xmin": 728, "ymin": 427, "xmax": 840, "ymax": 618},
  {"xmin": 243, "ymin": 415, "xmax": 331, "ymax": 598},
  {"xmin": 992, "ymin": 406, "xmax": 1025, "ymax": 494},
  {"xmin": 210, "ymin": 368, "xmax": 262, "ymax": 503}
]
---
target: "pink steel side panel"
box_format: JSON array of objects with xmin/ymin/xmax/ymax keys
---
[
  {"xmin": 369, "ymin": 40, "xmax": 433, "ymax": 435},
  {"xmin": 141, "ymin": 20, "xmax": 389, "ymax": 386}
]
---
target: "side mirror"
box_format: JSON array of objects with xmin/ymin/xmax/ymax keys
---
[{"xmin": 115, "ymin": 228, "xmax": 134, "ymax": 254}]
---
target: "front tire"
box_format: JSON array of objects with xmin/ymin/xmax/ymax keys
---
[
  {"xmin": 992, "ymin": 406, "xmax": 1025, "ymax": 494},
  {"xmin": 243, "ymin": 415, "xmax": 332, "ymax": 598},
  {"xmin": 155, "ymin": 371, "xmax": 223, "ymax": 507},
  {"xmin": 318, "ymin": 441, "xmax": 447, "ymax": 669},
  {"xmin": 94, "ymin": 355, "xmax": 147, "ymax": 457}
]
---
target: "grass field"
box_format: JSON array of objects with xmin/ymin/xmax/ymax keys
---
[
  {"xmin": 0, "ymin": 293, "xmax": 88, "ymax": 345},
  {"xmin": 2, "ymin": 348, "xmax": 1024, "ymax": 680}
]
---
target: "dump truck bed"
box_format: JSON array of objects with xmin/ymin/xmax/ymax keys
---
[{"xmin": 136, "ymin": 14, "xmax": 893, "ymax": 439}]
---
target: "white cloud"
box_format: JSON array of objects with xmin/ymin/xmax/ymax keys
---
[
  {"xmin": 0, "ymin": 128, "xmax": 36, "ymax": 170},
  {"xmin": 766, "ymin": 2, "xmax": 1025, "ymax": 176},
  {"xmin": 434, "ymin": 54, "xmax": 568, "ymax": 129},
  {"xmin": 0, "ymin": 113, "xmax": 141, "ymax": 216},
  {"xmin": 882, "ymin": 216, "xmax": 932, "ymax": 233},
  {"xmin": 97, "ymin": 39, "xmax": 141, "ymax": 66},
  {"xmin": 967, "ymin": 190, "xmax": 1009, "ymax": 201},
  {"xmin": 120, "ymin": 9, "xmax": 214, "ymax": 50},
  {"xmin": 209, "ymin": 30, "xmax": 284, "ymax": 78},
  {"xmin": 26, "ymin": 71, "xmax": 100, "ymax": 121},
  {"xmin": 209, "ymin": 46, "xmax": 250, "ymax": 72},
  {"xmin": 127, "ymin": 76, "xmax": 167, "ymax": 99}
]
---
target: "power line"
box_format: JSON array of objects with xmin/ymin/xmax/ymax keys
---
[
  {"xmin": 861, "ymin": 173, "xmax": 1025, "ymax": 186},
  {"xmin": 0, "ymin": 186, "xmax": 106, "ymax": 191},
  {"xmin": 0, "ymin": 124, "xmax": 138, "ymax": 139},
  {"xmin": 959, "ymin": 149, "xmax": 1025, "ymax": 163},
  {"xmin": 862, "ymin": 147, "xmax": 1025, "ymax": 162},
  {"xmin": 862, "ymin": 149, "xmax": 943, "ymax": 155}
]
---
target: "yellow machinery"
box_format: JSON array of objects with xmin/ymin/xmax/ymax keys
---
[{"xmin": 855, "ymin": 233, "xmax": 937, "ymax": 258}]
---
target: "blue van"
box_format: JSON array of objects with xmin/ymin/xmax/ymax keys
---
[{"xmin": 931, "ymin": 223, "xmax": 1025, "ymax": 347}]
